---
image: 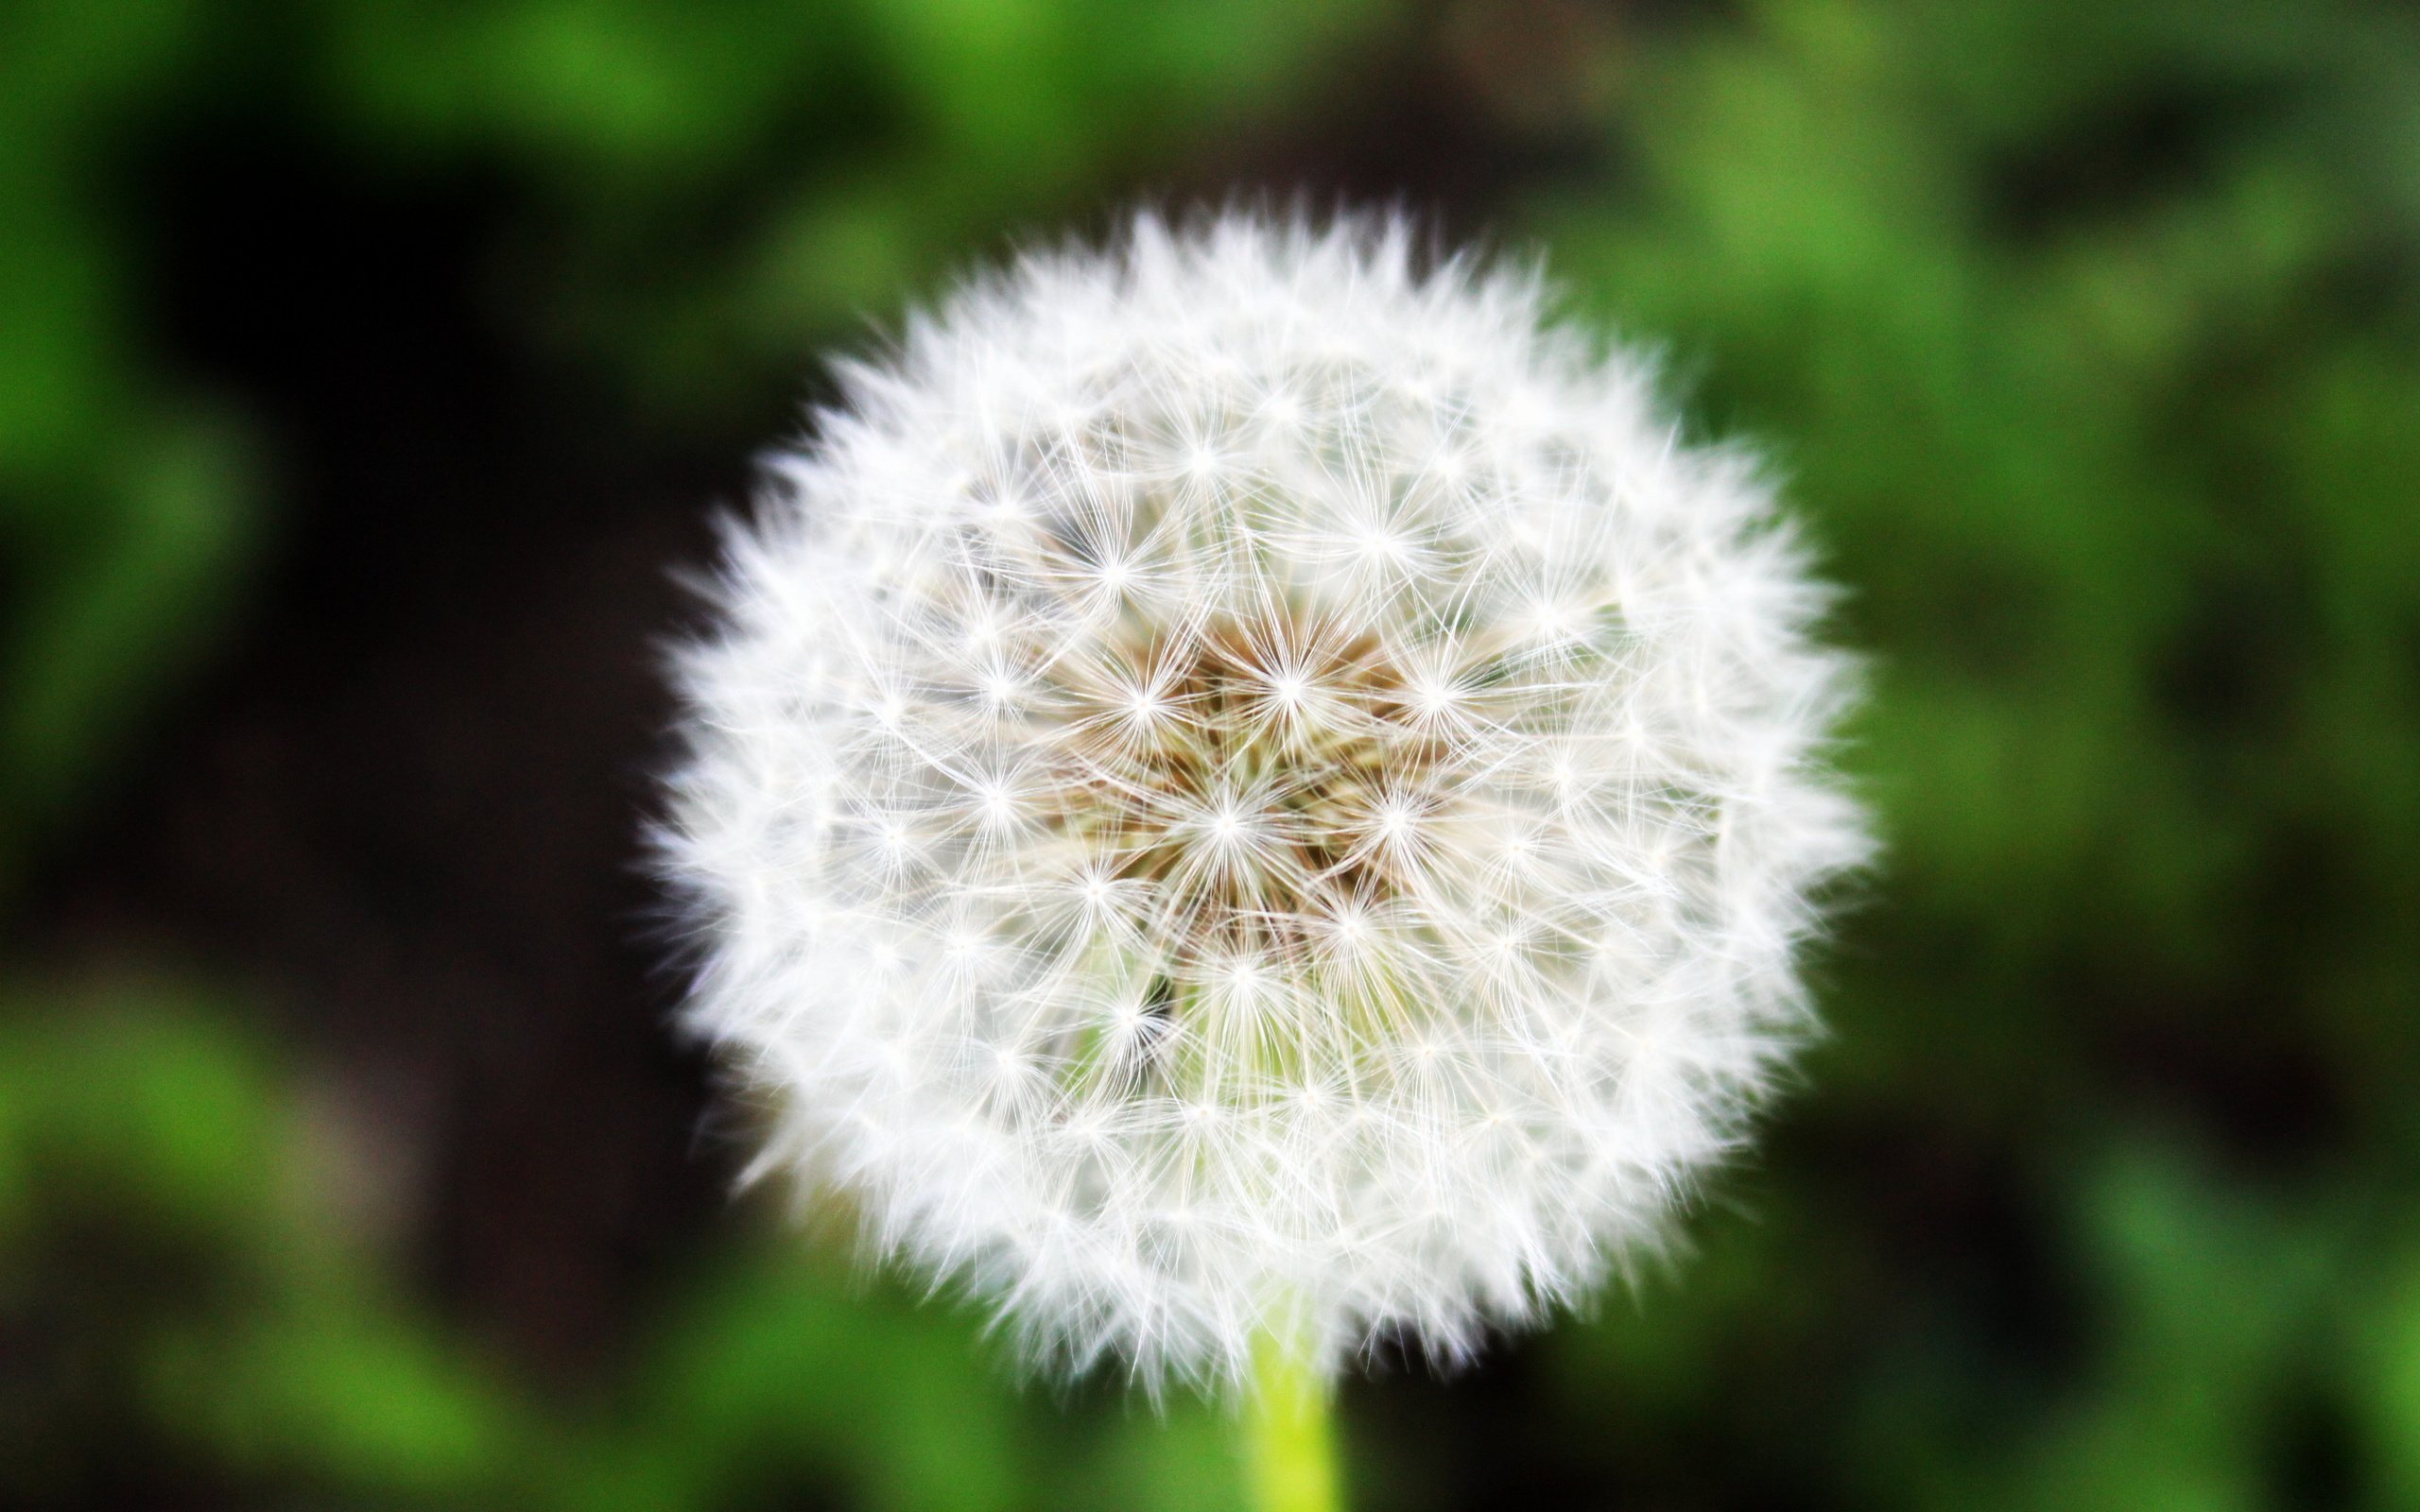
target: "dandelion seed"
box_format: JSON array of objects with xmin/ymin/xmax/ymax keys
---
[{"xmin": 661, "ymin": 211, "xmax": 1870, "ymax": 1404}]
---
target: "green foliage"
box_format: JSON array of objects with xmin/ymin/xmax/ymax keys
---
[
  {"xmin": 319, "ymin": 0, "xmax": 1385, "ymax": 414},
  {"xmin": 0, "ymin": 0, "xmax": 257, "ymax": 883},
  {"xmin": 0, "ymin": 997, "xmax": 514, "ymax": 1503}
]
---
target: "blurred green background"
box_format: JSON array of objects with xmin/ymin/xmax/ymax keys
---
[{"xmin": 5, "ymin": 0, "xmax": 2419, "ymax": 1506}]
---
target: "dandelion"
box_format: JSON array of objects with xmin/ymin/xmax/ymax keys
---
[{"xmin": 662, "ymin": 211, "xmax": 1869, "ymax": 1509}]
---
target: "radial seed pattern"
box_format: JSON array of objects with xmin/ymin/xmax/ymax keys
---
[{"xmin": 665, "ymin": 214, "xmax": 1869, "ymax": 1385}]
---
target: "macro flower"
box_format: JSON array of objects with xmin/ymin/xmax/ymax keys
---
[{"xmin": 663, "ymin": 211, "xmax": 1868, "ymax": 1391}]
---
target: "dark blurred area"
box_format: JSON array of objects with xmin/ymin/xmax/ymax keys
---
[{"xmin": 5, "ymin": 1, "xmax": 2419, "ymax": 1507}]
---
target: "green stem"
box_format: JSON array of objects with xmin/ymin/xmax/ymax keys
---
[{"xmin": 1242, "ymin": 1331, "xmax": 1343, "ymax": 1512}]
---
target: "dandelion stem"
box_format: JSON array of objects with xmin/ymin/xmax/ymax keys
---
[{"xmin": 1243, "ymin": 1332, "xmax": 1342, "ymax": 1512}]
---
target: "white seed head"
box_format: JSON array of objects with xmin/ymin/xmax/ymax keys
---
[{"xmin": 663, "ymin": 211, "xmax": 1870, "ymax": 1388}]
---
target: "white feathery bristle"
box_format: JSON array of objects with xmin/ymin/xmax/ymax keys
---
[{"xmin": 662, "ymin": 210, "xmax": 1870, "ymax": 1390}]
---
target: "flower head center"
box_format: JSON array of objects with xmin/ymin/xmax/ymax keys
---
[{"xmin": 1042, "ymin": 611, "xmax": 1466, "ymax": 965}]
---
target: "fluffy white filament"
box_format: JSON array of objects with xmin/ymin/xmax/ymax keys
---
[{"xmin": 664, "ymin": 212, "xmax": 1869, "ymax": 1388}]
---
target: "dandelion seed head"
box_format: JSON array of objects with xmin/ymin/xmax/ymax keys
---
[{"xmin": 663, "ymin": 210, "xmax": 1870, "ymax": 1389}]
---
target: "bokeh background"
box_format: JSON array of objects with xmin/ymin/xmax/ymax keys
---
[{"xmin": 7, "ymin": 0, "xmax": 2420, "ymax": 1506}]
